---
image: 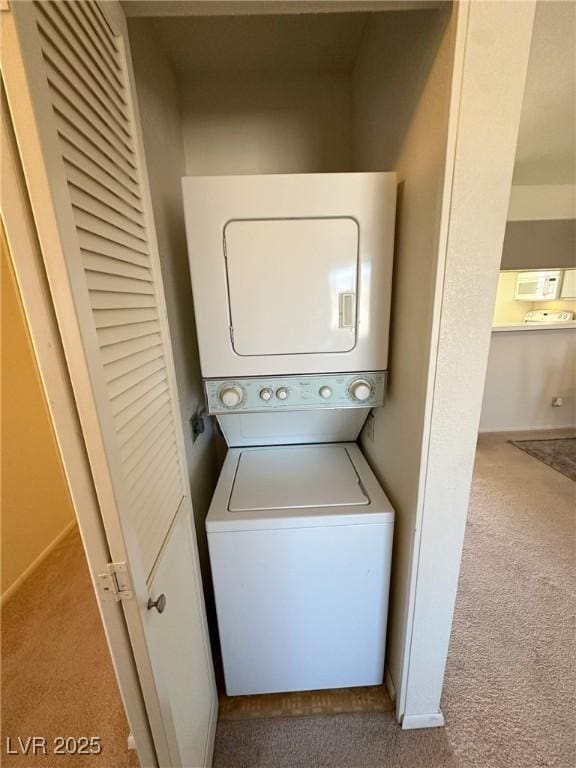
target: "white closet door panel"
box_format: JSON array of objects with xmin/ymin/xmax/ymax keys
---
[
  {"xmin": 24, "ymin": 0, "xmax": 186, "ymax": 580},
  {"xmin": 6, "ymin": 3, "xmax": 217, "ymax": 763}
]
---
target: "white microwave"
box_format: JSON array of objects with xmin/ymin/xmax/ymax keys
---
[{"xmin": 514, "ymin": 270, "xmax": 562, "ymax": 301}]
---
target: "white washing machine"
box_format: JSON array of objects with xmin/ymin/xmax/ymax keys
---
[
  {"xmin": 182, "ymin": 172, "xmax": 397, "ymax": 696},
  {"xmin": 207, "ymin": 443, "xmax": 394, "ymax": 696}
]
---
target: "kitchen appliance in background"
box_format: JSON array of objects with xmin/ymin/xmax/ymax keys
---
[
  {"xmin": 523, "ymin": 309, "xmax": 574, "ymax": 323},
  {"xmin": 514, "ymin": 270, "xmax": 562, "ymax": 301}
]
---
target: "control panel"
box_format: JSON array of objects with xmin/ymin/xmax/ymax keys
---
[{"xmin": 204, "ymin": 372, "xmax": 386, "ymax": 415}]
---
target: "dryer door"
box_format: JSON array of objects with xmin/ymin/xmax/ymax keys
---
[{"xmin": 225, "ymin": 218, "xmax": 358, "ymax": 356}]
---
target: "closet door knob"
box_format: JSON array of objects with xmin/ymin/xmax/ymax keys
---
[{"xmin": 147, "ymin": 593, "xmax": 166, "ymax": 614}]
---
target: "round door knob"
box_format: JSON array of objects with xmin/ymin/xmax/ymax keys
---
[
  {"xmin": 147, "ymin": 594, "xmax": 166, "ymax": 614},
  {"xmin": 219, "ymin": 385, "xmax": 244, "ymax": 408},
  {"xmin": 276, "ymin": 387, "xmax": 289, "ymax": 400},
  {"xmin": 259, "ymin": 388, "xmax": 273, "ymax": 401},
  {"xmin": 349, "ymin": 379, "xmax": 372, "ymax": 402},
  {"xmin": 319, "ymin": 386, "xmax": 332, "ymax": 399}
]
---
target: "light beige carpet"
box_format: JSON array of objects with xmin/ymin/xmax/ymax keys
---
[
  {"xmin": 213, "ymin": 430, "xmax": 576, "ymax": 768},
  {"xmin": 1, "ymin": 527, "xmax": 138, "ymax": 768}
]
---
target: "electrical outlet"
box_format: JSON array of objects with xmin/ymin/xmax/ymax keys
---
[
  {"xmin": 552, "ymin": 397, "xmax": 563, "ymax": 408},
  {"xmin": 190, "ymin": 409, "xmax": 206, "ymax": 443}
]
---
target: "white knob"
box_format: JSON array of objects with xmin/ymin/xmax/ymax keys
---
[
  {"xmin": 276, "ymin": 387, "xmax": 289, "ymax": 400},
  {"xmin": 259, "ymin": 388, "xmax": 273, "ymax": 401},
  {"xmin": 220, "ymin": 385, "xmax": 243, "ymax": 408},
  {"xmin": 349, "ymin": 379, "xmax": 372, "ymax": 402},
  {"xmin": 319, "ymin": 386, "xmax": 332, "ymax": 399}
]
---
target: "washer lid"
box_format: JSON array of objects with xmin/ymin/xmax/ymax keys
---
[{"xmin": 229, "ymin": 445, "xmax": 369, "ymax": 513}]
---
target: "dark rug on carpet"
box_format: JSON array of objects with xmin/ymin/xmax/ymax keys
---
[{"xmin": 509, "ymin": 437, "xmax": 576, "ymax": 481}]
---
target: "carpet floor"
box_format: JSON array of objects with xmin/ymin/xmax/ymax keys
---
[
  {"xmin": 2, "ymin": 431, "xmax": 574, "ymax": 768},
  {"xmin": 213, "ymin": 429, "xmax": 576, "ymax": 768},
  {"xmin": 0, "ymin": 527, "xmax": 138, "ymax": 768}
]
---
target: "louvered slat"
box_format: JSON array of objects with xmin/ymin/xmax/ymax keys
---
[
  {"xmin": 83, "ymin": 253, "xmax": 152, "ymax": 282},
  {"xmin": 106, "ymin": 355, "xmax": 165, "ymax": 398},
  {"xmin": 104, "ymin": 345, "xmax": 164, "ymax": 383},
  {"xmin": 67, "ymin": 170, "xmax": 145, "ymax": 225},
  {"xmin": 110, "ymin": 367, "xmax": 167, "ymax": 415},
  {"xmin": 71, "ymin": 186, "xmax": 146, "ymax": 240},
  {"xmin": 36, "ymin": 4, "xmax": 128, "ymax": 124},
  {"xmin": 121, "ymin": 418, "xmax": 175, "ymax": 479},
  {"xmin": 37, "ymin": 2, "xmax": 128, "ymax": 110},
  {"xmin": 93, "ymin": 307, "xmax": 159, "ymax": 330},
  {"xmin": 116, "ymin": 390, "xmax": 172, "ymax": 447},
  {"xmin": 76, "ymin": 210, "xmax": 148, "ymax": 253},
  {"xmin": 55, "ymin": 111, "xmax": 139, "ymax": 191},
  {"xmin": 76, "ymin": 0, "xmax": 119, "ymax": 61},
  {"xmin": 98, "ymin": 320, "xmax": 159, "ymax": 347},
  {"xmin": 44, "ymin": 53, "xmax": 133, "ymax": 153},
  {"xmin": 118, "ymin": 401, "xmax": 172, "ymax": 460},
  {"xmin": 114, "ymin": 380, "xmax": 169, "ymax": 432},
  {"xmin": 89, "ymin": 291, "xmax": 157, "ymax": 310},
  {"xmin": 125, "ymin": 432, "xmax": 177, "ymax": 493},
  {"xmin": 33, "ymin": 0, "xmax": 185, "ymax": 580},
  {"xmin": 57, "ymin": 1, "xmax": 126, "ymax": 94},
  {"xmin": 129, "ymin": 445, "xmax": 180, "ymax": 509},
  {"xmin": 61, "ymin": 136, "xmax": 142, "ymax": 209},
  {"xmin": 78, "ymin": 231, "xmax": 150, "ymax": 268}
]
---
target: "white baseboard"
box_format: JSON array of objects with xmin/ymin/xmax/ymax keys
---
[
  {"xmin": 1, "ymin": 520, "xmax": 76, "ymax": 607},
  {"xmin": 401, "ymin": 711, "xmax": 445, "ymax": 730},
  {"xmin": 384, "ymin": 666, "xmax": 396, "ymax": 703}
]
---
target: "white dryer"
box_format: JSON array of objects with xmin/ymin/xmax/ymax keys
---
[
  {"xmin": 182, "ymin": 171, "xmax": 397, "ymax": 696},
  {"xmin": 207, "ymin": 444, "xmax": 394, "ymax": 696}
]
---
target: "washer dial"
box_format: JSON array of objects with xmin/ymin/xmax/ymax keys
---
[
  {"xmin": 219, "ymin": 384, "xmax": 245, "ymax": 408},
  {"xmin": 349, "ymin": 378, "xmax": 373, "ymax": 402},
  {"xmin": 259, "ymin": 388, "xmax": 273, "ymax": 401},
  {"xmin": 276, "ymin": 387, "xmax": 289, "ymax": 400}
]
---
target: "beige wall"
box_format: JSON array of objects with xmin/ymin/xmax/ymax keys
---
[
  {"xmin": 180, "ymin": 74, "xmax": 352, "ymax": 175},
  {"xmin": 480, "ymin": 328, "xmax": 576, "ymax": 431},
  {"xmin": 353, "ymin": 5, "xmax": 457, "ymax": 706},
  {"xmin": 1, "ymin": 225, "xmax": 75, "ymax": 601}
]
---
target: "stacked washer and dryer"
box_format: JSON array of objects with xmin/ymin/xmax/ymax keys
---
[{"xmin": 183, "ymin": 172, "xmax": 396, "ymax": 696}]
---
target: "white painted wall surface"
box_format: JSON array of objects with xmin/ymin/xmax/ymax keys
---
[
  {"xmin": 480, "ymin": 329, "xmax": 576, "ymax": 431},
  {"xmin": 180, "ymin": 75, "xmax": 352, "ymax": 175},
  {"xmin": 400, "ymin": 1, "xmax": 536, "ymax": 726},
  {"xmin": 353, "ymin": 5, "xmax": 459, "ymax": 715}
]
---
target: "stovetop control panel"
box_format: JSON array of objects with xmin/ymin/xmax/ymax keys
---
[{"xmin": 204, "ymin": 372, "xmax": 387, "ymax": 415}]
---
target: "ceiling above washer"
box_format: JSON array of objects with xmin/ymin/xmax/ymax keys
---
[
  {"xmin": 138, "ymin": 12, "xmax": 370, "ymax": 76},
  {"xmin": 513, "ymin": 1, "xmax": 576, "ymax": 185}
]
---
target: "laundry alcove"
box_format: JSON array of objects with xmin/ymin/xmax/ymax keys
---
[
  {"xmin": 126, "ymin": 0, "xmax": 458, "ymax": 722},
  {"xmin": 3, "ymin": 0, "xmax": 537, "ymax": 761}
]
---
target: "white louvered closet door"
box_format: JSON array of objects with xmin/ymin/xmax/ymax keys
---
[{"xmin": 3, "ymin": 2, "xmax": 217, "ymax": 766}]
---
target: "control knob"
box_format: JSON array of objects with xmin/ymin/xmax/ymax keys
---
[
  {"xmin": 219, "ymin": 384, "xmax": 244, "ymax": 408},
  {"xmin": 259, "ymin": 388, "xmax": 273, "ymax": 401},
  {"xmin": 319, "ymin": 386, "xmax": 332, "ymax": 399},
  {"xmin": 349, "ymin": 378, "xmax": 373, "ymax": 402},
  {"xmin": 276, "ymin": 387, "xmax": 289, "ymax": 400}
]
